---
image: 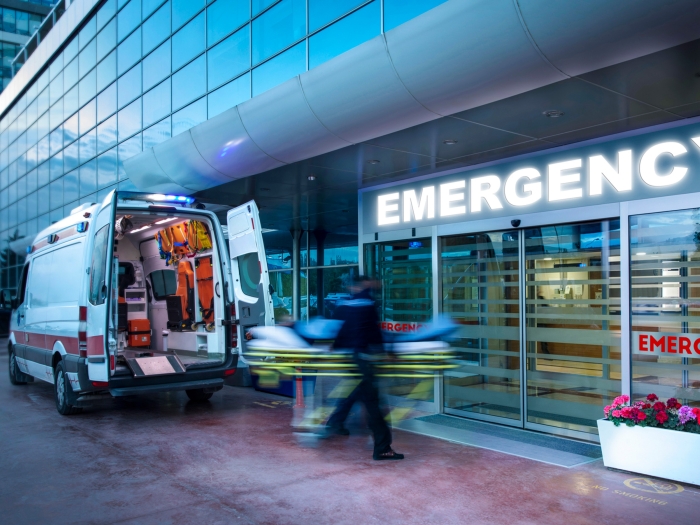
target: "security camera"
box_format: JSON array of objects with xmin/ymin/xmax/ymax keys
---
[{"xmin": 511, "ymin": 219, "xmax": 521, "ymax": 227}]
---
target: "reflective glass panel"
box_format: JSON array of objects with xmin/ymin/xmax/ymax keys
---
[
  {"xmin": 117, "ymin": 65, "xmax": 142, "ymax": 108},
  {"xmin": 630, "ymin": 209, "xmax": 700, "ymax": 408},
  {"xmin": 172, "ymin": 97, "xmax": 206, "ymax": 136},
  {"xmin": 143, "ymin": 39, "xmax": 171, "ymax": 91},
  {"xmin": 143, "ymin": 0, "xmax": 166, "ymax": 17},
  {"xmin": 79, "ymin": 69, "xmax": 97, "ymax": 107},
  {"xmin": 64, "ymin": 85, "xmax": 79, "ymax": 119},
  {"xmin": 252, "ymin": 0, "xmax": 306, "ymax": 64},
  {"xmin": 143, "ymin": 1, "xmax": 170, "ymax": 54},
  {"xmin": 118, "ymin": 0, "xmax": 142, "ymax": 41},
  {"xmin": 252, "ymin": 41, "xmax": 305, "ymax": 96},
  {"xmin": 97, "ymin": 0, "xmax": 118, "ymax": 30},
  {"xmin": 309, "ymin": 0, "xmax": 365, "ymax": 31},
  {"xmin": 64, "ymin": 58, "xmax": 79, "ymax": 91},
  {"xmin": 97, "ymin": 18, "xmax": 117, "ymax": 62},
  {"xmin": 79, "ymin": 128, "xmax": 97, "ymax": 163},
  {"xmin": 97, "ymin": 50, "xmax": 117, "ymax": 92},
  {"xmin": 383, "ymin": 0, "xmax": 447, "ymax": 32},
  {"xmin": 309, "ymin": 1, "xmax": 379, "ymax": 69},
  {"xmin": 97, "ymin": 115, "xmax": 117, "ymax": 154},
  {"xmin": 143, "ymin": 117, "xmax": 171, "ymax": 149},
  {"xmin": 62, "ymin": 169, "xmax": 78, "ymax": 208},
  {"xmin": 63, "ymin": 141, "xmax": 79, "ymax": 173},
  {"xmin": 207, "ymin": 0, "xmax": 249, "ymax": 45},
  {"xmin": 79, "ymin": 38, "xmax": 97, "ymax": 78},
  {"xmin": 79, "ymin": 159, "xmax": 97, "ymax": 197},
  {"xmin": 252, "ymin": 0, "xmax": 276, "ymax": 16},
  {"xmin": 172, "ymin": 12, "xmax": 205, "ymax": 71},
  {"xmin": 208, "ymin": 73, "xmax": 250, "ymax": 118},
  {"xmin": 97, "ymin": 148, "xmax": 118, "ymax": 188},
  {"xmin": 97, "ymin": 82, "xmax": 117, "ymax": 123},
  {"xmin": 117, "ymin": 28, "xmax": 141, "ymax": 76},
  {"xmin": 173, "ymin": 0, "xmax": 204, "ymax": 30},
  {"xmin": 207, "ymin": 25, "xmax": 249, "ymax": 89},
  {"xmin": 79, "ymin": 17, "xmax": 97, "ymax": 49},
  {"xmin": 117, "ymin": 98, "xmax": 142, "ymax": 141},
  {"xmin": 79, "ymin": 99, "xmax": 97, "ymax": 135},
  {"xmin": 525, "ymin": 220, "xmax": 621, "ymax": 434},
  {"xmin": 172, "ymin": 55, "xmax": 206, "ymax": 109},
  {"xmin": 143, "ymin": 79, "xmax": 171, "ymax": 127}
]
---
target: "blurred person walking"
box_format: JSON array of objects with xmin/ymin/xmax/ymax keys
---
[{"xmin": 324, "ymin": 275, "xmax": 404, "ymax": 461}]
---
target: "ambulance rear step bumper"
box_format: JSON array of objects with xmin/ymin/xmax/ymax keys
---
[{"xmin": 109, "ymin": 378, "xmax": 224, "ymax": 397}]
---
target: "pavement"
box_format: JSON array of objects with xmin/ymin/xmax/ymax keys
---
[{"xmin": 1, "ymin": 340, "xmax": 698, "ymax": 525}]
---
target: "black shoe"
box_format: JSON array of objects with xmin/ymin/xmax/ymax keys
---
[
  {"xmin": 318, "ymin": 424, "xmax": 350, "ymax": 438},
  {"xmin": 373, "ymin": 448, "xmax": 404, "ymax": 461}
]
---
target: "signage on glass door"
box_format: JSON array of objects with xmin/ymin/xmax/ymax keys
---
[
  {"xmin": 363, "ymin": 122, "xmax": 700, "ymax": 231},
  {"xmin": 632, "ymin": 332, "xmax": 700, "ymax": 356}
]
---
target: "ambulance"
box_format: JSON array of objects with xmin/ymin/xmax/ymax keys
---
[{"xmin": 3, "ymin": 191, "xmax": 274, "ymax": 414}]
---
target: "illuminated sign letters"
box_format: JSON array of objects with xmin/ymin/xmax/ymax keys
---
[{"xmin": 368, "ymin": 127, "xmax": 700, "ymax": 230}]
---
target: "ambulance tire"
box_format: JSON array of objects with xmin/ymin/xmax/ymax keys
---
[
  {"xmin": 186, "ymin": 389, "xmax": 213, "ymax": 402},
  {"xmin": 8, "ymin": 346, "xmax": 27, "ymax": 385},
  {"xmin": 54, "ymin": 361, "xmax": 82, "ymax": 416}
]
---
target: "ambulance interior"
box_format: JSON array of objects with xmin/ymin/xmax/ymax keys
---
[{"xmin": 111, "ymin": 212, "xmax": 226, "ymax": 374}]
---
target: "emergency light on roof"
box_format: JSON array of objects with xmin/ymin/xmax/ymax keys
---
[{"xmin": 147, "ymin": 194, "xmax": 195, "ymax": 204}]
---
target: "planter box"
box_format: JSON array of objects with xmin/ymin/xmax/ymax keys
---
[{"xmin": 597, "ymin": 419, "xmax": 700, "ymax": 486}]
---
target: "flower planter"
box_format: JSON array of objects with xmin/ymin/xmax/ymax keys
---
[{"xmin": 597, "ymin": 419, "xmax": 700, "ymax": 486}]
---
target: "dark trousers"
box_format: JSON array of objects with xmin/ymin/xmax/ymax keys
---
[{"xmin": 327, "ymin": 355, "xmax": 392, "ymax": 454}]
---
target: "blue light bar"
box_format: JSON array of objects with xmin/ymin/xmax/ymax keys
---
[{"xmin": 146, "ymin": 193, "xmax": 195, "ymax": 204}]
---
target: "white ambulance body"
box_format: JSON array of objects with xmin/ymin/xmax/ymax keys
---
[{"xmin": 4, "ymin": 191, "xmax": 274, "ymax": 415}]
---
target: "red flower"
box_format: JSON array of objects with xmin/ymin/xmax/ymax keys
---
[
  {"xmin": 656, "ymin": 411, "xmax": 669, "ymax": 424},
  {"xmin": 692, "ymin": 407, "xmax": 700, "ymax": 419},
  {"xmin": 621, "ymin": 407, "xmax": 633, "ymax": 418},
  {"xmin": 612, "ymin": 410, "xmax": 622, "ymax": 417},
  {"xmin": 652, "ymin": 402, "xmax": 666, "ymax": 411},
  {"xmin": 647, "ymin": 393, "xmax": 659, "ymax": 402},
  {"xmin": 636, "ymin": 412, "xmax": 647, "ymax": 422},
  {"xmin": 667, "ymin": 398, "xmax": 681, "ymax": 409},
  {"xmin": 642, "ymin": 403, "xmax": 651, "ymax": 409}
]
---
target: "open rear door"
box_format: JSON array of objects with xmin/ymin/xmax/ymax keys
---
[
  {"xmin": 86, "ymin": 190, "xmax": 117, "ymax": 382},
  {"xmin": 226, "ymin": 201, "xmax": 274, "ymax": 343}
]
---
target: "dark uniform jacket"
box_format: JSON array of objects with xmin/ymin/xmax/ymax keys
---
[{"xmin": 333, "ymin": 288, "xmax": 383, "ymax": 354}]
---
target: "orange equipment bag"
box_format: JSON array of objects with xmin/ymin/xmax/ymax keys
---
[
  {"xmin": 127, "ymin": 319, "xmax": 151, "ymax": 347},
  {"xmin": 195, "ymin": 257, "xmax": 215, "ymax": 323},
  {"xmin": 167, "ymin": 224, "xmax": 189, "ymax": 256},
  {"xmin": 176, "ymin": 261, "xmax": 195, "ymax": 323}
]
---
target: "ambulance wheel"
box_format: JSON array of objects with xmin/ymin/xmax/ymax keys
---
[
  {"xmin": 54, "ymin": 361, "xmax": 81, "ymax": 416},
  {"xmin": 8, "ymin": 346, "xmax": 27, "ymax": 385},
  {"xmin": 186, "ymin": 389, "xmax": 213, "ymax": 402}
]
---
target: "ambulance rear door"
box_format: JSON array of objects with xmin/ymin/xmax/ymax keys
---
[
  {"xmin": 86, "ymin": 190, "xmax": 117, "ymax": 382},
  {"xmin": 226, "ymin": 201, "xmax": 274, "ymax": 346}
]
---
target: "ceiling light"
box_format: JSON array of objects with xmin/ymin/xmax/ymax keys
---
[
  {"xmin": 543, "ymin": 110, "xmax": 564, "ymax": 118},
  {"xmin": 155, "ymin": 217, "xmax": 177, "ymax": 225},
  {"xmin": 544, "ymin": 257, "xmax": 552, "ymax": 261},
  {"xmin": 307, "ymin": 175, "xmax": 316, "ymax": 181},
  {"xmin": 443, "ymin": 139, "xmax": 458, "ymax": 145},
  {"xmin": 637, "ymin": 252, "xmax": 646, "ymax": 256},
  {"xmin": 367, "ymin": 160, "xmax": 380, "ymax": 165},
  {"xmin": 129, "ymin": 226, "xmax": 151, "ymax": 234}
]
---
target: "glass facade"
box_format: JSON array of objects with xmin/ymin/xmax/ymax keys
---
[{"xmin": 0, "ymin": 0, "xmax": 447, "ymax": 291}]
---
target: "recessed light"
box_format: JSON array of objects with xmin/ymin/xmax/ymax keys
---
[
  {"xmin": 543, "ymin": 110, "xmax": 565, "ymax": 118},
  {"xmin": 154, "ymin": 217, "xmax": 177, "ymax": 225},
  {"xmin": 443, "ymin": 139, "xmax": 458, "ymax": 145},
  {"xmin": 367, "ymin": 159, "xmax": 380, "ymax": 164},
  {"xmin": 544, "ymin": 257, "xmax": 552, "ymax": 261},
  {"xmin": 307, "ymin": 175, "xmax": 316, "ymax": 181},
  {"xmin": 637, "ymin": 252, "xmax": 647, "ymax": 256}
]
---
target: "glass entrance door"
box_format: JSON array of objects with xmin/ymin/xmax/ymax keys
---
[
  {"xmin": 524, "ymin": 221, "xmax": 621, "ymax": 435},
  {"xmin": 441, "ymin": 220, "xmax": 622, "ymax": 437},
  {"xmin": 441, "ymin": 230, "xmax": 522, "ymax": 424}
]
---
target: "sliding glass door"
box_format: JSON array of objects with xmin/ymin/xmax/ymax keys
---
[
  {"xmin": 441, "ymin": 220, "xmax": 622, "ymax": 436},
  {"xmin": 442, "ymin": 230, "xmax": 522, "ymax": 424}
]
